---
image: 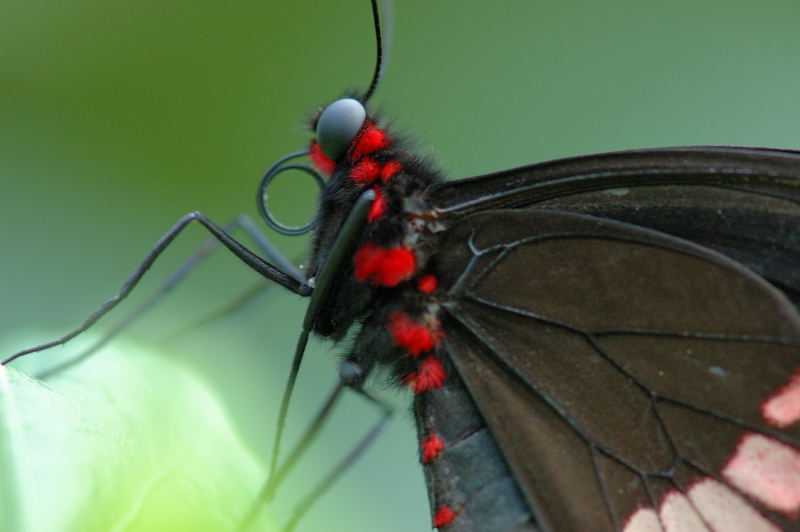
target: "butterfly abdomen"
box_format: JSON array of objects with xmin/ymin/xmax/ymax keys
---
[{"xmin": 415, "ymin": 371, "xmax": 538, "ymax": 531}]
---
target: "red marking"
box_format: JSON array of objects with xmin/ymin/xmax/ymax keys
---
[
  {"xmin": 723, "ymin": 432, "xmax": 800, "ymax": 518},
  {"xmin": 409, "ymin": 356, "xmax": 446, "ymax": 394},
  {"xmin": 421, "ymin": 431, "xmax": 445, "ymax": 463},
  {"xmin": 354, "ymin": 244, "xmax": 415, "ymax": 287},
  {"xmin": 367, "ymin": 187, "xmax": 386, "ymax": 222},
  {"xmin": 349, "ymin": 157, "xmax": 381, "ymax": 185},
  {"xmin": 762, "ymin": 369, "xmax": 800, "ymax": 428},
  {"xmin": 388, "ymin": 312, "xmax": 435, "ymax": 356},
  {"xmin": 349, "ymin": 122, "xmax": 391, "ymax": 161},
  {"xmin": 432, "ymin": 505, "xmax": 455, "ymax": 527},
  {"xmin": 308, "ymin": 141, "xmax": 335, "ymax": 176},
  {"xmin": 417, "ymin": 274, "xmax": 438, "ymax": 294},
  {"xmin": 380, "ymin": 160, "xmax": 402, "ymax": 182}
]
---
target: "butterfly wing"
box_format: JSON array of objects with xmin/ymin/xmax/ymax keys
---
[
  {"xmin": 429, "ymin": 147, "xmax": 800, "ymax": 303},
  {"xmin": 430, "ymin": 147, "xmax": 800, "ymax": 214},
  {"xmin": 426, "ymin": 205, "xmax": 800, "ymax": 531}
]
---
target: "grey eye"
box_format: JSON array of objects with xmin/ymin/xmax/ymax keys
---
[{"xmin": 315, "ymin": 98, "xmax": 366, "ymax": 161}]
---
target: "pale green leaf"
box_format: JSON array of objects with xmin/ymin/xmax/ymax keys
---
[{"xmin": 0, "ymin": 337, "xmax": 275, "ymax": 532}]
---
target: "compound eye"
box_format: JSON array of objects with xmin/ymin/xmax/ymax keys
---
[{"xmin": 315, "ymin": 98, "xmax": 366, "ymax": 161}]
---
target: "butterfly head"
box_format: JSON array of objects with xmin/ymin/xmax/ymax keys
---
[
  {"xmin": 314, "ymin": 98, "xmax": 367, "ymax": 162},
  {"xmin": 256, "ymin": 0, "xmax": 389, "ymax": 236}
]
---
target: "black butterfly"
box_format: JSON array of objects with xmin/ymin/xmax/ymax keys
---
[{"xmin": 5, "ymin": 2, "xmax": 800, "ymax": 532}]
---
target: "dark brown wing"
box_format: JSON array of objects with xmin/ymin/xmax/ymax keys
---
[
  {"xmin": 428, "ymin": 147, "xmax": 800, "ymax": 303},
  {"xmin": 428, "ymin": 208, "xmax": 800, "ymax": 531}
]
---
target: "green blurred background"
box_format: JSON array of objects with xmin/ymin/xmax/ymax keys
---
[{"xmin": 2, "ymin": 1, "xmax": 799, "ymax": 531}]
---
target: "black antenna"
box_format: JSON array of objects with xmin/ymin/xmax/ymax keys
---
[{"xmin": 360, "ymin": 0, "xmax": 386, "ymax": 103}]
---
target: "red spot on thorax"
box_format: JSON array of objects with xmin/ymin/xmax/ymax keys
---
[
  {"xmin": 417, "ymin": 274, "xmax": 438, "ymax": 294},
  {"xmin": 367, "ymin": 187, "xmax": 386, "ymax": 222},
  {"xmin": 349, "ymin": 157, "xmax": 381, "ymax": 185},
  {"xmin": 421, "ymin": 431, "xmax": 445, "ymax": 463},
  {"xmin": 309, "ymin": 141, "xmax": 335, "ymax": 176},
  {"xmin": 354, "ymin": 244, "xmax": 415, "ymax": 287},
  {"xmin": 762, "ymin": 369, "xmax": 800, "ymax": 428},
  {"xmin": 388, "ymin": 312, "xmax": 436, "ymax": 356},
  {"xmin": 432, "ymin": 505, "xmax": 456, "ymax": 527},
  {"xmin": 350, "ymin": 159, "xmax": 401, "ymax": 186},
  {"xmin": 380, "ymin": 160, "xmax": 402, "ymax": 182},
  {"xmin": 408, "ymin": 356, "xmax": 446, "ymax": 394},
  {"xmin": 349, "ymin": 122, "xmax": 391, "ymax": 161}
]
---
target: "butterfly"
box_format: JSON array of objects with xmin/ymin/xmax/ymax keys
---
[
  {"xmin": 253, "ymin": 2, "xmax": 800, "ymax": 529},
  {"xmin": 4, "ymin": 1, "xmax": 800, "ymax": 532},
  {"xmin": 289, "ymin": 88, "xmax": 800, "ymax": 530}
]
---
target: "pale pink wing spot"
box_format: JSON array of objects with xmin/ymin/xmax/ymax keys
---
[
  {"xmin": 623, "ymin": 507, "xmax": 664, "ymax": 532},
  {"xmin": 658, "ymin": 490, "xmax": 707, "ymax": 531},
  {"xmin": 689, "ymin": 477, "xmax": 780, "ymax": 531},
  {"xmin": 722, "ymin": 432, "xmax": 800, "ymax": 517},
  {"xmin": 762, "ymin": 371, "xmax": 800, "ymax": 428}
]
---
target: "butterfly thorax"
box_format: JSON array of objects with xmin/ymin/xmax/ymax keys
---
[{"xmin": 306, "ymin": 105, "xmax": 451, "ymax": 391}]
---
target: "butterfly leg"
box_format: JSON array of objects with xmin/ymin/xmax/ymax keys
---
[
  {"xmin": 280, "ymin": 386, "xmax": 393, "ymax": 532},
  {"xmin": 32, "ymin": 214, "xmax": 303, "ymax": 378},
  {"xmin": 2, "ymin": 211, "xmax": 311, "ymax": 366},
  {"xmin": 156, "ymin": 213, "xmax": 312, "ymax": 343},
  {"xmin": 237, "ymin": 190, "xmax": 380, "ymax": 529},
  {"xmin": 238, "ymin": 368, "xmax": 394, "ymax": 532},
  {"xmin": 264, "ymin": 189, "xmax": 377, "ymax": 493}
]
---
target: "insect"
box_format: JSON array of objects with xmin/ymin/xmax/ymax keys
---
[{"xmin": 4, "ymin": 1, "xmax": 794, "ymax": 526}]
